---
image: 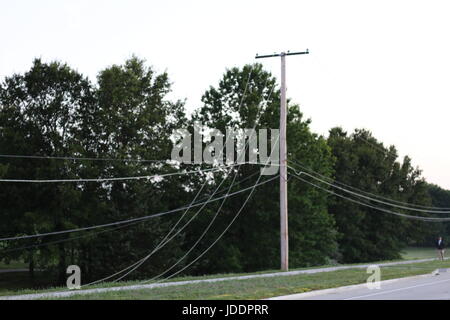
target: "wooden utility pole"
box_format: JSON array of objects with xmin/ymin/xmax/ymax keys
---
[{"xmin": 255, "ymin": 49, "xmax": 309, "ymax": 271}]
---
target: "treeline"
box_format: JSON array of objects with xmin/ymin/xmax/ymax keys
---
[
  {"xmin": 424, "ymin": 184, "xmax": 450, "ymax": 245},
  {"xmin": 0, "ymin": 57, "xmax": 446, "ymax": 286}
]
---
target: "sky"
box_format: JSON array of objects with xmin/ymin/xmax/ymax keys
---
[{"xmin": 1, "ymin": 0, "xmax": 449, "ymax": 188}]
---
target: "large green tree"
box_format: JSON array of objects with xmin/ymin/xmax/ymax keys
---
[
  {"xmin": 426, "ymin": 183, "xmax": 450, "ymax": 242},
  {"xmin": 0, "ymin": 59, "xmax": 95, "ymax": 282},
  {"xmin": 1, "ymin": 57, "xmax": 447, "ymax": 290},
  {"xmin": 75, "ymin": 56, "xmax": 190, "ymax": 282},
  {"xmin": 0, "ymin": 57, "xmax": 192, "ymax": 284},
  {"xmin": 186, "ymin": 64, "xmax": 339, "ymax": 274},
  {"xmin": 326, "ymin": 128, "xmax": 434, "ymax": 262}
]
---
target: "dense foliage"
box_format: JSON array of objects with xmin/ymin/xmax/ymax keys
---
[
  {"xmin": 0, "ymin": 58, "xmax": 446, "ymax": 287},
  {"xmin": 326, "ymin": 128, "xmax": 435, "ymax": 262}
]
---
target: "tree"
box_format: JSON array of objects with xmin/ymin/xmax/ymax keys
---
[
  {"xmin": 0, "ymin": 57, "xmax": 191, "ymax": 284},
  {"xmin": 327, "ymin": 128, "xmax": 434, "ymax": 262},
  {"xmin": 187, "ymin": 64, "xmax": 339, "ymax": 273},
  {"xmin": 426, "ymin": 183, "xmax": 450, "ymax": 242},
  {"xmin": 77, "ymin": 56, "xmax": 192, "ymax": 281},
  {"xmin": 0, "ymin": 59, "xmax": 95, "ymax": 283}
]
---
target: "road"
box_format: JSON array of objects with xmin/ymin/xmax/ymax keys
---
[{"xmin": 270, "ymin": 270, "xmax": 450, "ymax": 300}]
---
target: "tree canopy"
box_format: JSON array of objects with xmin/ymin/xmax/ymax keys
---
[{"xmin": 0, "ymin": 57, "xmax": 446, "ymax": 288}]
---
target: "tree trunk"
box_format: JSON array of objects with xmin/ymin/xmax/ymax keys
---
[
  {"xmin": 28, "ymin": 250, "xmax": 35, "ymax": 285},
  {"xmin": 57, "ymin": 243, "xmax": 66, "ymax": 285}
]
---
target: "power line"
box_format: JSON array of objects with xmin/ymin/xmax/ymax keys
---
[
  {"xmin": 84, "ymin": 65, "xmax": 264, "ymax": 286},
  {"xmin": 0, "ymin": 164, "xmax": 234, "ymax": 183},
  {"xmin": 288, "ymin": 169, "xmax": 450, "ymax": 222},
  {"xmin": 83, "ymin": 171, "xmax": 233, "ymax": 286},
  {"xmin": 141, "ymin": 95, "xmax": 282, "ymax": 285},
  {"xmin": 138, "ymin": 82, "xmax": 279, "ymax": 284},
  {"xmin": 0, "ymin": 173, "xmax": 276, "ymax": 242},
  {"xmin": 0, "ymin": 170, "xmax": 263, "ymax": 254},
  {"xmin": 355, "ymin": 135, "xmax": 398, "ymax": 158},
  {"xmin": 0, "ymin": 222, "xmax": 138, "ymax": 254},
  {"xmin": 0, "ymin": 154, "xmax": 167, "ymax": 163},
  {"xmin": 89, "ymin": 71, "xmax": 277, "ymax": 285},
  {"xmin": 0, "ymin": 64, "xmax": 262, "ymax": 289},
  {"xmin": 83, "ymin": 70, "xmax": 277, "ymax": 286},
  {"xmin": 148, "ymin": 135, "xmax": 282, "ymax": 284},
  {"xmin": 288, "ymin": 159, "xmax": 450, "ymax": 211},
  {"xmin": 115, "ymin": 174, "xmax": 279, "ymax": 284},
  {"xmin": 102, "ymin": 165, "xmax": 242, "ymax": 284},
  {"xmin": 288, "ymin": 163, "xmax": 450, "ymax": 214}
]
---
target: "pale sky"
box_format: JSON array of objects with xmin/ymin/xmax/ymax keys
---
[{"xmin": 1, "ymin": 0, "xmax": 449, "ymax": 188}]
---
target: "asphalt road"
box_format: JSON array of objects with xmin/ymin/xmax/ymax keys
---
[{"xmin": 272, "ymin": 270, "xmax": 450, "ymax": 300}]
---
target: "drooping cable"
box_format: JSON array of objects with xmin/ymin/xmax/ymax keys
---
[
  {"xmin": 288, "ymin": 159, "xmax": 450, "ymax": 211},
  {"xmin": 81, "ymin": 64, "xmax": 259, "ymax": 286},
  {"xmin": 288, "ymin": 169, "xmax": 450, "ymax": 222}
]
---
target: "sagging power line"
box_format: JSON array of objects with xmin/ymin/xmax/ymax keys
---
[
  {"xmin": 0, "ymin": 174, "xmax": 276, "ymax": 242},
  {"xmin": 288, "ymin": 158, "xmax": 450, "ymax": 210},
  {"xmin": 85, "ymin": 68, "xmax": 279, "ymax": 286},
  {"xmin": 288, "ymin": 160, "xmax": 450, "ymax": 214},
  {"xmin": 288, "ymin": 168, "xmax": 450, "ymax": 222}
]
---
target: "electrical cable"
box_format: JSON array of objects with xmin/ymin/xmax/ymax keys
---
[
  {"xmin": 80, "ymin": 64, "xmax": 258, "ymax": 286},
  {"xmin": 0, "ymin": 154, "xmax": 167, "ymax": 163},
  {"xmin": 288, "ymin": 169, "xmax": 450, "ymax": 222},
  {"xmin": 288, "ymin": 163, "xmax": 450, "ymax": 214},
  {"xmin": 144, "ymin": 92, "xmax": 280, "ymax": 284},
  {"xmin": 288, "ymin": 159, "xmax": 450, "ymax": 211},
  {"xmin": 0, "ymin": 170, "xmax": 263, "ymax": 254},
  {"xmin": 0, "ymin": 164, "xmax": 231, "ymax": 183},
  {"xmin": 109, "ymin": 66, "xmax": 274, "ymax": 284},
  {"xmin": 0, "ymin": 168, "xmax": 277, "ymax": 242}
]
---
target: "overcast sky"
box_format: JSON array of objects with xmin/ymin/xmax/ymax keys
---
[{"xmin": 1, "ymin": 0, "xmax": 449, "ymax": 188}]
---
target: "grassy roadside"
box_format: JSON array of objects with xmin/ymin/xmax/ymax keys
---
[
  {"xmin": 0, "ymin": 257, "xmax": 388, "ymax": 296},
  {"xmin": 400, "ymin": 247, "xmax": 441, "ymax": 260},
  {"xmin": 51, "ymin": 259, "xmax": 450, "ymax": 300},
  {"xmin": 0, "ymin": 247, "xmax": 444, "ymax": 299},
  {"xmin": 0, "ymin": 255, "xmax": 423, "ymax": 297}
]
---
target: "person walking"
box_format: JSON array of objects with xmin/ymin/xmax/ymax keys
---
[{"xmin": 436, "ymin": 236, "xmax": 445, "ymax": 261}]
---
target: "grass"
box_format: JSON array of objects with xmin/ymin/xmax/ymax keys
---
[
  {"xmin": 0, "ymin": 256, "xmax": 411, "ymax": 297},
  {"xmin": 0, "ymin": 247, "xmax": 445, "ymax": 299},
  {"xmin": 51, "ymin": 259, "xmax": 450, "ymax": 300},
  {"xmin": 0, "ymin": 260, "xmax": 28, "ymax": 270},
  {"xmin": 0, "ymin": 259, "xmax": 54, "ymax": 295},
  {"xmin": 400, "ymin": 247, "xmax": 441, "ymax": 260}
]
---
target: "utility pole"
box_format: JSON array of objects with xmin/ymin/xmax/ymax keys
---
[{"xmin": 255, "ymin": 49, "xmax": 309, "ymax": 271}]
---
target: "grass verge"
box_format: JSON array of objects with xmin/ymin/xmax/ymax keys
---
[
  {"xmin": 44, "ymin": 259, "xmax": 450, "ymax": 300},
  {"xmin": 0, "ymin": 247, "xmax": 444, "ymax": 299}
]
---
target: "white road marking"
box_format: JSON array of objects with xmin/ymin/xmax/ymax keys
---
[{"xmin": 344, "ymin": 277, "xmax": 450, "ymax": 300}]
